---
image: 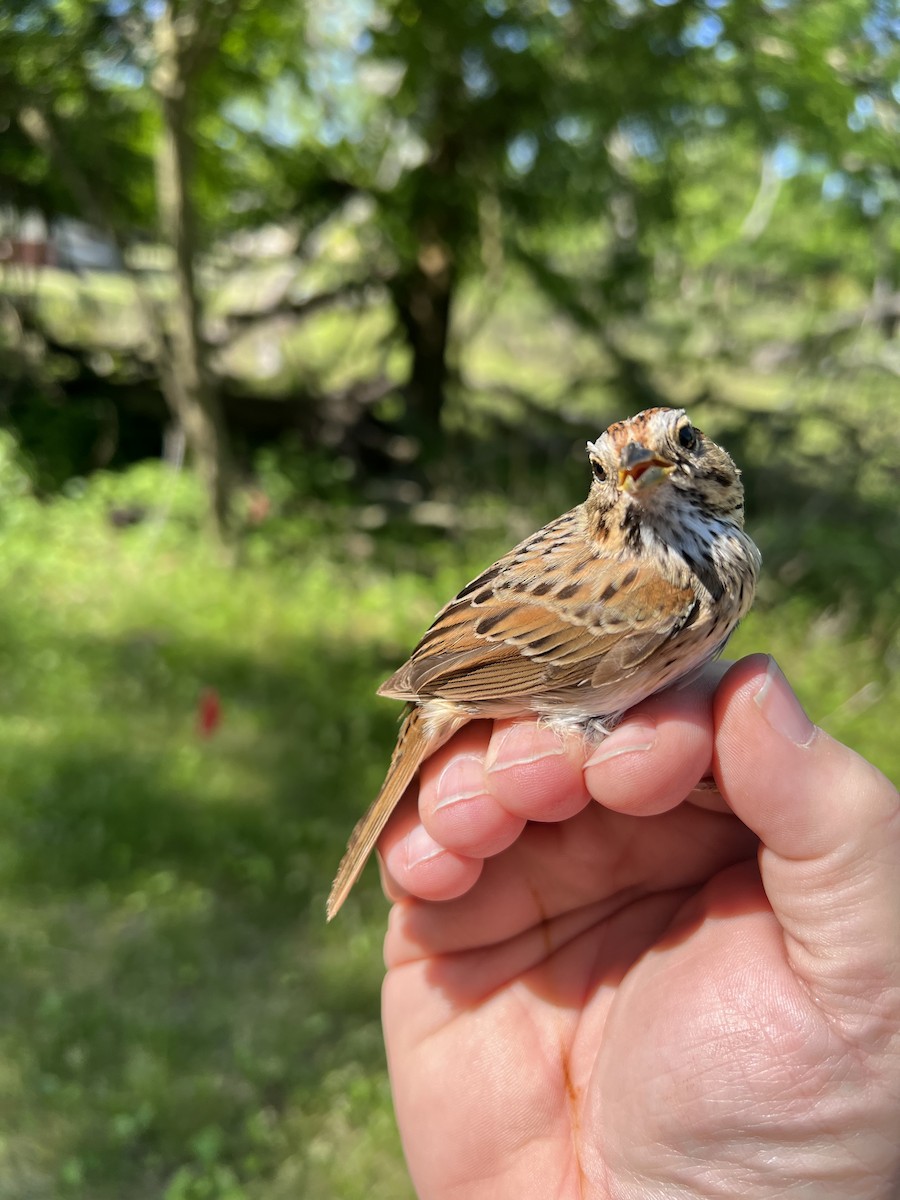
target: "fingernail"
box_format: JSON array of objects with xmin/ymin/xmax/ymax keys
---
[
  {"xmin": 404, "ymin": 824, "xmax": 444, "ymax": 870},
  {"xmin": 585, "ymin": 718, "xmax": 656, "ymax": 766},
  {"xmin": 435, "ymin": 755, "xmax": 486, "ymax": 810},
  {"xmin": 484, "ymin": 723, "xmax": 569, "ymax": 774},
  {"xmin": 754, "ymin": 657, "xmax": 815, "ymax": 747}
]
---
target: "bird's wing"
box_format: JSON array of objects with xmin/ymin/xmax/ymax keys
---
[{"xmin": 379, "ymin": 509, "xmax": 698, "ymax": 704}]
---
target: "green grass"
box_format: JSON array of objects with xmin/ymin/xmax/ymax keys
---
[
  {"xmin": 0, "ymin": 475, "xmax": 423, "ymax": 1200},
  {"xmin": 0, "ymin": 440, "xmax": 896, "ymax": 1198}
]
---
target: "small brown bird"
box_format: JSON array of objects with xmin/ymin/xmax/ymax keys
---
[{"xmin": 327, "ymin": 407, "xmax": 760, "ymax": 919}]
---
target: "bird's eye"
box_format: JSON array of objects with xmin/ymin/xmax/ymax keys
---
[
  {"xmin": 591, "ymin": 459, "xmax": 607, "ymax": 483},
  {"xmin": 678, "ymin": 423, "xmax": 697, "ymax": 450}
]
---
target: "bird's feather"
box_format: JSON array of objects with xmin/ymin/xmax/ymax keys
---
[
  {"xmin": 379, "ymin": 531, "xmax": 697, "ymax": 704},
  {"xmin": 326, "ymin": 705, "xmax": 465, "ymax": 921}
]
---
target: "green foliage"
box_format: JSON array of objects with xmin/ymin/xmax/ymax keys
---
[
  {"xmin": 0, "ymin": 466, "xmax": 422, "ymax": 1199},
  {"xmin": 0, "ymin": 0, "xmax": 308, "ymax": 235},
  {"xmin": 0, "ymin": 428, "xmax": 36, "ymax": 504},
  {"xmin": 4, "ymin": 0, "xmax": 897, "ymax": 468}
]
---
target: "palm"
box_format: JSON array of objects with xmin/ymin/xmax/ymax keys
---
[{"xmin": 385, "ymin": 798, "xmax": 836, "ymax": 1197}]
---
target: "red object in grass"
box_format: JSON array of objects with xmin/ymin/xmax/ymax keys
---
[
  {"xmin": 197, "ymin": 688, "xmax": 222, "ymax": 738},
  {"xmin": 246, "ymin": 488, "xmax": 271, "ymax": 525}
]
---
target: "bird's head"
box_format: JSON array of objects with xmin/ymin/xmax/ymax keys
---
[{"xmin": 586, "ymin": 407, "xmax": 745, "ymax": 526}]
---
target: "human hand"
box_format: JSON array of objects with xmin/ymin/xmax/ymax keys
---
[{"xmin": 380, "ymin": 655, "xmax": 900, "ymax": 1199}]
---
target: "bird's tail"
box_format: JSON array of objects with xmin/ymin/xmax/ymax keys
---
[{"xmin": 327, "ymin": 706, "xmax": 432, "ymax": 921}]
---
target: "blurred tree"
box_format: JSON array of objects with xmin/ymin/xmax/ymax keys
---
[
  {"xmin": 0, "ymin": 0, "xmax": 897, "ymax": 500},
  {"xmin": 0, "ymin": 0, "xmax": 307, "ymax": 540},
  {"xmin": 150, "ymin": 0, "xmax": 236, "ymax": 542},
  {"xmin": 286, "ymin": 0, "xmax": 898, "ymax": 447},
  {"xmin": 312, "ymin": 0, "xmax": 712, "ymax": 446},
  {"xmin": 643, "ymin": 0, "xmax": 900, "ymax": 366}
]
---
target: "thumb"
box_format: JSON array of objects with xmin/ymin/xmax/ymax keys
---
[{"xmin": 713, "ymin": 655, "xmax": 900, "ymax": 1040}]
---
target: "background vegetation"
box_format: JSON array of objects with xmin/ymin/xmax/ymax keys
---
[{"xmin": 0, "ymin": 0, "xmax": 898, "ymax": 1196}]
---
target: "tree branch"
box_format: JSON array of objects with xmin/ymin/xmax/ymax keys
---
[{"xmin": 212, "ymin": 277, "xmax": 391, "ymax": 343}]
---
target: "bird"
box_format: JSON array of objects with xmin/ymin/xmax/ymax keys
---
[{"xmin": 327, "ymin": 406, "xmax": 761, "ymax": 920}]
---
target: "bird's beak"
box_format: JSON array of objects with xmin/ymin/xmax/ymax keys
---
[{"xmin": 618, "ymin": 442, "xmax": 674, "ymax": 493}]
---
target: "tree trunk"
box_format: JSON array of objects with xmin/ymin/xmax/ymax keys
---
[
  {"xmin": 152, "ymin": 2, "xmax": 234, "ymax": 544},
  {"xmin": 390, "ymin": 236, "xmax": 456, "ymax": 455}
]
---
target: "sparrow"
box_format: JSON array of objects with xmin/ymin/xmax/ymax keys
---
[{"xmin": 327, "ymin": 406, "xmax": 760, "ymax": 919}]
